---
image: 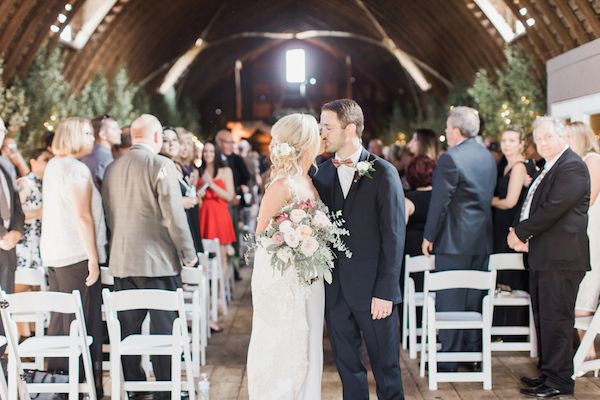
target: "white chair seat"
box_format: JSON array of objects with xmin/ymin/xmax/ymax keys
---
[
  {"xmin": 19, "ymin": 335, "xmax": 93, "ymax": 356},
  {"xmin": 413, "ymin": 292, "xmax": 436, "ymax": 306},
  {"xmin": 120, "ymin": 334, "xmax": 182, "ymax": 355},
  {"xmin": 435, "ymin": 312, "xmax": 484, "ymax": 329},
  {"xmin": 493, "ymin": 290, "xmax": 530, "ymax": 306}
]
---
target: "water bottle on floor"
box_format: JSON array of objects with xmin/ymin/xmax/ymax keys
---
[{"xmin": 198, "ymin": 372, "xmax": 210, "ymax": 400}]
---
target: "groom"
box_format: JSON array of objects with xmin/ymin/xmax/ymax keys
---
[{"xmin": 313, "ymin": 99, "xmax": 405, "ymax": 399}]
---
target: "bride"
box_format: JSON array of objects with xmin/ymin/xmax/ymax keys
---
[{"xmin": 247, "ymin": 113, "xmax": 325, "ymax": 399}]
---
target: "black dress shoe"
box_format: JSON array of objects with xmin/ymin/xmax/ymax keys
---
[
  {"xmin": 521, "ymin": 375, "xmax": 546, "ymax": 387},
  {"xmin": 520, "ymin": 384, "xmax": 573, "ymax": 398}
]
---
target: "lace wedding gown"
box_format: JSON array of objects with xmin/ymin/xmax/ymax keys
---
[{"xmin": 247, "ymin": 176, "xmax": 325, "ymax": 399}]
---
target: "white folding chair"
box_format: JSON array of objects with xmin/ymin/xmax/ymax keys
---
[
  {"xmin": 402, "ymin": 255, "xmax": 435, "ymax": 359},
  {"xmin": 573, "ymin": 302, "xmax": 600, "ymax": 378},
  {"xmin": 202, "ymin": 238, "xmax": 228, "ymax": 320},
  {"xmin": 13, "ymin": 267, "xmax": 49, "ymax": 370},
  {"xmin": 102, "ymin": 288, "xmax": 195, "ymax": 400},
  {"xmin": 2, "ymin": 290, "xmax": 96, "ymax": 400},
  {"xmin": 488, "ymin": 253, "xmax": 537, "ymax": 357},
  {"xmin": 0, "ymin": 336, "xmax": 8, "ymax": 400},
  {"xmin": 182, "ymin": 265, "xmax": 209, "ymax": 374},
  {"xmin": 419, "ymin": 270, "xmax": 497, "ymax": 390},
  {"xmin": 198, "ymin": 252, "xmax": 212, "ymax": 339},
  {"xmin": 100, "ymin": 267, "xmax": 114, "ymax": 371}
]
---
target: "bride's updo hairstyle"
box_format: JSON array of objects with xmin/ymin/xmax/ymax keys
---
[{"xmin": 269, "ymin": 113, "xmax": 320, "ymax": 181}]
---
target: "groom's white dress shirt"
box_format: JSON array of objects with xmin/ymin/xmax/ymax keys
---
[{"xmin": 335, "ymin": 147, "xmax": 363, "ymax": 198}]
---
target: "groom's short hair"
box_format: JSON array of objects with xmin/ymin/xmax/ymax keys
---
[{"xmin": 322, "ymin": 99, "xmax": 364, "ymax": 138}]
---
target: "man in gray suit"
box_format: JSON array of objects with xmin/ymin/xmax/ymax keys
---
[
  {"xmin": 103, "ymin": 114, "xmax": 197, "ymax": 394},
  {"xmin": 422, "ymin": 106, "xmax": 497, "ymax": 371},
  {"xmin": 0, "ymin": 117, "xmax": 24, "ymax": 351}
]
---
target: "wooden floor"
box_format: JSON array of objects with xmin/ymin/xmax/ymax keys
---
[{"xmin": 106, "ymin": 266, "xmax": 600, "ymax": 399}]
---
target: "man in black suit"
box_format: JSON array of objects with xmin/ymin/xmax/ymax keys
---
[
  {"xmin": 422, "ymin": 106, "xmax": 497, "ymax": 371},
  {"xmin": 313, "ymin": 99, "xmax": 405, "ymax": 400},
  {"xmin": 0, "ymin": 117, "xmax": 25, "ymax": 348},
  {"xmin": 508, "ymin": 116, "xmax": 589, "ymax": 398}
]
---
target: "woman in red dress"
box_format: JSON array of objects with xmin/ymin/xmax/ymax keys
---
[{"xmin": 198, "ymin": 142, "xmax": 236, "ymax": 329}]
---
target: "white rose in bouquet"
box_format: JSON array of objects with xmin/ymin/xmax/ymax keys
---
[
  {"xmin": 296, "ymin": 224, "xmax": 313, "ymax": 239},
  {"xmin": 300, "ymin": 237, "xmax": 320, "ymax": 257},
  {"xmin": 290, "ymin": 209, "xmax": 307, "ymax": 223},
  {"xmin": 276, "ymin": 247, "xmax": 293, "ymax": 263},
  {"xmin": 279, "ymin": 220, "xmax": 294, "ymax": 232},
  {"xmin": 284, "ymin": 230, "xmax": 300, "ymax": 248},
  {"xmin": 313, "ymin": 211, "xmax": 332, "ymax": 228}
]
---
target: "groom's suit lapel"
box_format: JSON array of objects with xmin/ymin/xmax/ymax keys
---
[{"xmin": 343, "ymin": 149, "xmax": 370, "ymax": 216}]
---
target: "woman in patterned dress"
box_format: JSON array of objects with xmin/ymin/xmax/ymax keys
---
[{"xmin": 15, "ymin": 148, "xmax": 52, "ymax": 337}]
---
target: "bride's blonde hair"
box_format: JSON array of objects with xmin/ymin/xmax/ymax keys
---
[{"xmin": 269, "ymin": 113, "xmax": 320, "ymax": 182}]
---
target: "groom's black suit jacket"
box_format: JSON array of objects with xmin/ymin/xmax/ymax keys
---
[{"xmin": 312, "ymin": 148, "xmax": 406, "ymax": 311}]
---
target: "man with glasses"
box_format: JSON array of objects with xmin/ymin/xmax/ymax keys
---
[
  {"xmin": 0, "ymin": 117, "xmax": 25, "ymax": 351},
  {"xmin": 82, "ymin": 114, "xmax": 122, "ymax": 189}
]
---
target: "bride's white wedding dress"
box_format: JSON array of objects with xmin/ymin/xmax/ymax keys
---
[{"xmin": 247, "ymin": 176, "xmax": 324, "ymax": 400}]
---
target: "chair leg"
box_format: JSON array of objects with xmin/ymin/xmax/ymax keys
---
[
  {"xmin": 68, "ymin": 351, "xmax": 79, "ymax": 400},
  {"xmin": 409, "ymin": 301, "xmax": 418, "ymax": 359},
  {"xmin": 483, "ymin": 325, "xmax": 492, "ymax": 390},
  {"xmin": 528, "ymin": 303, "xmax": 538, "ymax": 358},
  {"xmin": 7, "ymin": 354, "xmax": 17, "ymax": 400},
  {"xmin": 0, "ymin": 360, "xmax": 7, "ymax": 400},
  {"xmin": 427, "ymin": 314, "xmax": 438, "ymax": 391},
  {"xmin": 402, "ymin": 294, "xmax": 408, "ymax": 350},
  {"xmin": 172, "ymin": 351, "xmax": 182, "ymax": 399},
  {"xmin": 110, "ymin": 350, "xmax": 121, "ymax": 400},
  {"xmin": 193, "ymin": 307, "xmax": 200, "ymax": 376}
]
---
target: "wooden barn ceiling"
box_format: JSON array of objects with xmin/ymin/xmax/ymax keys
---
[{"xmin": 1, "ymin": 0, "xmax": 599, "ymax": 101}]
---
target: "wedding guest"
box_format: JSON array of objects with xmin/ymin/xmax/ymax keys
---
[
  {"xmin": 368, "ymin": 138, "xmax": 385, "ymax": 158},
  {"xmin": 492, "ymin": 127, "xmax": 529, "ymax": 252},
  {"xmin": 566, "ymin": 121, "xmax": 600, "ymax": 361},
  {"xmin": 198, "ymin": 142, "xmax": 237, "ymax": 294},
  {"xmin": 0, "ymin": 117, "xmax": 25, "ymax": 352},
  {"xmin": 403, "ymin": 155, "xmax": 435, "ymax": 295},
  {"xmin": 423, "ymin": 107, "xmax": 496, "ymax": 371},
  {"xmin": 491, "ymin": 127, "xmax": 530, "ymax": 338},
  {"xmin": 407, "ymin": 128, "xmax": 439, "ymax": 160},
  {"xmin": 197, "ymin": 142, "xmax": 236, "ymax": 294},
  {"xmin": 178, "ymin": 130, "xmax": 200, "ymax": 186},
  {"xmin": 160, "ymin": 127, "xmax": 203, "ymax": 254},
  {"xmin": 524, "ymin": 132, "xmax": 545, "ymax": 174},
  {"xmin": 40, "ymin": 117, "xmax": 105, "ymax": 397},
  {"xmin": 15, "ymin": 148, "xmax": 51, "ymax": 337},
  {"xmin": 113, "ymin": 126, "xmax": 132, "ymax": 159},
  {"xmin": 508, "ymin": 116, "xmax": 589, "ymax": 398},
  {"xmin": 103, "ymin": 115, "xmax": 197, "ymax": 396},
  {"xmin": 1, "ymin": 137, "xmax": 30, "ymax": 178},
  {"xmin": 81, "ymin": 114, "xmax": 121, "ymax": 189},
  {"xmin": 41, "ymin": 130, "xmax": 55, "ymax": 154}
]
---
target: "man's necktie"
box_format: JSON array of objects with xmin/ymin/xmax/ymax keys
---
[
  {"xmin": 332, "ymin": 158, "xmax": 354, "ymax": 169},
  {"xmin": 519, "ymin": 167, "xmax": 549, "ymax": 221}
]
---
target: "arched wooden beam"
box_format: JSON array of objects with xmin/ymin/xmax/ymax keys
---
[
  {"xmin": 552, "ymin": 0, "xmax": 590, "ymax": 46},
  {"xmin": 573, "ymin": 0, "xmax": 600, "ymax": 37}
]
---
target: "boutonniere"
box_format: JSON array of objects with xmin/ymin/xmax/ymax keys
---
[{"xmin": 355, "ymin": 157, "xmax": 376, "ymax": 179}]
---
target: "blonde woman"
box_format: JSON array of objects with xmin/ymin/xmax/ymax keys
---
[
  {"xmin": 40, "ymin": 117, "xmax": 106, "ymax": 397},
  {"xmin": 247, "ymin": 113, "xmax": 323, "ymax": 399},
  {"xmin": 567, "ymin": 121, "xmax": 600, "ymax": 360}
]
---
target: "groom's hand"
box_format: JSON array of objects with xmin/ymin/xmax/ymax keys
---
[
  {"xmin": 371, "ymin": 297, "xmax": 393, "ymax": 320},
  {"xmin": 422, "ymin": 239, "xmax": 433, "ymax": 257}
]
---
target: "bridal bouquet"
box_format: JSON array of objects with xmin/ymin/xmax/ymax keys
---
[{"xmin": 257, "ymin": 199, "xmax": 352, "ymax": 285}]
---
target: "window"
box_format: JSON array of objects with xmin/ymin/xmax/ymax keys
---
[
  {"xmin": 286, "ymin": 49, "xmax": 306, "ymax": 83},
  {"xmin": 473, "ymin": 0, "xmax": 531, "ymax": 43}
]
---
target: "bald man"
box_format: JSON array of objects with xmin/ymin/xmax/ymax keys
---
[{"xmin": 103, "ymin": 114, "xmax": 196, "ymax": 393}]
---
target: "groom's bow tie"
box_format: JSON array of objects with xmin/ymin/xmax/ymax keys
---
[{"xmin": 332, "ymin": 158, "xmax": 355, "ymax": 169}]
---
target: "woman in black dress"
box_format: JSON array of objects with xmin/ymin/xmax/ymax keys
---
[
  {"xmin": 160, "ymin": 127, "xmax": 204, "ymax": 254},
  {"xmin": 491, "ymin": 127, "xmax": 530, "ymax": 336},
  {"xmin": 404, "ymin": 156, "xmax": 435, "ymax": 286}
]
